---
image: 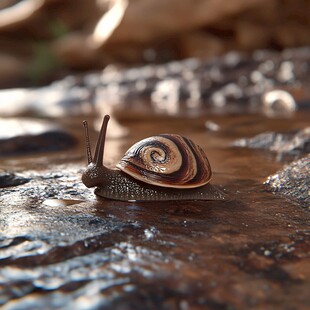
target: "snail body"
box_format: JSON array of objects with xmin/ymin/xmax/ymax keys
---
[{"xmin": 82, "ymin": 115, "xmax": 225, "ymax": 202}]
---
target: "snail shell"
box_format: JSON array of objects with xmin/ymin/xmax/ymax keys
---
[{"xmin": 116, "ymin": 134, "xmax": 212, "ymax": 189}]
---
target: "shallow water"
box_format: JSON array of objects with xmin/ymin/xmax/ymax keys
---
[{"xmin": 0, "ymin": 111, "xmax": 309, "ymax": 309}]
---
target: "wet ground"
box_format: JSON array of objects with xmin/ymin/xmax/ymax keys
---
[{"xmin": 0, "ymin": 109, "xmax": 309, "ymax": 309}]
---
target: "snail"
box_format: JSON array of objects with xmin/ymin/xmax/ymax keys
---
[{"xmin": 82, "ymin": 115, "xmax": 226, "ymax": 201}]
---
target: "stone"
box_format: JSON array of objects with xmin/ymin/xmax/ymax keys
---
[
  {"xmin": 233, "ymin": 127, "xmax": 310, "ymax": 155},
  {"xmin": 0, "ymin": 160, "xmax": 309, "ymax": 309},
  {"xmin": 0, "ymin": 81, "xmax": 93, "ymax": 118},
  {"xmin": 93, "ymin": 0, "xmax": 266, "ymax": 45},
  {"xmin": 0, "ymin": 53, "xmax": 27, "ymax": 87},
  {"xmin": 262, "ymin": 90, "xmax": 297, "ymax": 116},
  {"xmin": 1, "ymin": 114, "xmax": 310, "ymax": 309},
  {"xmin": 0, "ymin": 118, "xmax": 77, "ymax": 156},
  {"xmin": 265, "ymin": 155, "xmax": 310, "ymax": 206},
  {"xmin": 0, "ymin": 171, "xmax": 31, "ymax": 188},
  {"xmin": 51, "ymin": 33, "xmax": 99, "ymax": 70},
  {"xmin": 93, "ymin": 0, "xmax": 310, "ymax": 62},
  {"xmin": 0, "ymin": 0, "xmax": 100, "ymax": 86},
  {"xmin": 0, "ymin": 0, "xmax": 44, "ymax": 29},
  {"xmin": 1, "ymin": 0, "xmax": 310, "ymax": 85},
  {"xmin": 0, "ymin": 48, "xmax": 309, "ymax": 120},
  {"xmin": 93, "ymin": 0, "xmax": 268, "ymax": 61}
]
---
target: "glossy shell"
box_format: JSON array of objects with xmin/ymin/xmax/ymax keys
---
[{"xmin": 116, "ymin": 134, "xmax": 212, "ymax": 189}]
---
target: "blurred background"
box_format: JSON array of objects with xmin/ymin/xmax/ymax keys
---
[
  {"xmin": 0, "ymin": 0, "xmax": 310, "ymax": 156},
  {"xmin": 1, "ymin": 0, "xmax": 309, "ymax": 88}
]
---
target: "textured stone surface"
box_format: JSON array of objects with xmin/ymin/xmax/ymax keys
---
[
  {"xmin": 233, "ymin": 127, "xmax": 310, "ymax": 155},
  {"xmin": 265, "ymin": 155, "xmax": 310, "ymax": 206},
  {"xmin": 1, "ymin": 113, "xmax": 310, "ymax": 309}
]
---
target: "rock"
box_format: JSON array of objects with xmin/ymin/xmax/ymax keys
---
[
  {"xmin": 178, "ymin": 31, "xmax": 227, "ymax": 59},
  {"xmin": 1, "ymin": 115, "xmax": 310, "ymax": 309},
  {"xmin": 93, "ymin": 0, "xmax": 266, "ymax": 45},
  {"xmin": 0, "ymin": 80, "xmax": 94, "ymax": 117},
  {"xmin": 93, "ymin": 0, "xmax": 310, "ymax": 62},
  {"xmin": 233, "ymin": 127, "xmax": 310, "ymax": 155},
  {"xmin": 0, "ymin": 0, "xmax": 101, "ymax": 86},
  {"xmin": 262, "ymin": 90, "xmax": 297, "ymax": 116},
  {"xmin": 51, "ymin": 33, "xmax": 100, "ymax": 70},
  {"xmin": 0, "ymin": 160, "xmax": 309, "ymax": 309},
  {"xmin": 0, "ymin": 0, "xmax": 99, "ymax": 34},
  {"xmin": 0, "ymin": 118, "xmax": 77, "ymax": 156},
  {"xmin": 93, "ymin": 0, "xmax": 268, "ymax": 62},
  {"xmin": 265, "ymin": 155, "xmax": 310, "ymax": 206},
  {"xmin": 97, "ymin": 48, "xmax": 310, "ymax": 119},
  {"xmin": 0, "ymin": 171, "xmax": 31, "ymax": 188},
  {"xmin": 1, "ymin": 0, "xmax": 310, "ymax": 85},
  {"xmin": 0, "ymin": 53, "xmax": 27, "ymax": 87},
  {"xmin": 0, "ymin": 48, "xmax": 309, "ymax": 120},
  {"xmin": 0, "ymin": 0, "xmax": 44, "ymax": 29}
]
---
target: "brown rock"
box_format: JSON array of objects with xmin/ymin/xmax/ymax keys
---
[
  {"xmin": 0, "ymin": 0, "xmax": 44, "ymax": 30},
  {"xmin": 93, "ymin": 0, "xmax": 310, "ymax": 62},
  {"xmin": 51, "ymin": 33, "xmax": 99, "ymax": 69},
  {"xmin": 1, "ymin": 0, "xmax": 310, "ymax": 85},
  {"xmin": 0, "ymin": 53, "xmax": 27, "ymax": 86},
  {"xmin": 93, "ymin": 0, "xmax": 267, "ymax": 46},
  {"xmin": 92, "ymin": 0, "xmax": 269, "ymax": 62},
  {"xmin": 178, "ymin": 32, "xmax": 227, "ymax": 59}
]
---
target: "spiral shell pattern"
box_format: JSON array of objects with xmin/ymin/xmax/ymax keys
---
[{"xmin": 116, "ymin": 134, "xmax": 212, "ymax": 188}]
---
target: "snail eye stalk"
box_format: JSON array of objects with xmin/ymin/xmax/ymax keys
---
[
  {"xmin": 94, "ymin": 115, "xmax": 110, "ymax": 167},
  {"xmin": 83, "ymin": 120, "xmax": 93, "ymax": 165}
]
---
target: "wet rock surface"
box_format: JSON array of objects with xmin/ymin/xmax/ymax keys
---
[
  {"xmin": 0, "ymin": 118, "xmax": 77, "ymax": 156},
  {"xmin": 0, "ymin": 47, "xmax": 310, "ymax": 309},
  {"xmin": 265, "ymin": 155, "xmax": 310, "ymax": 206},
  {"xmin": 233, "ymin": 127, "xmax": 310, "ymax": 155},
  {"xmin": 1, "ymin": 112, "xmax": 310, "ymax": 309}
]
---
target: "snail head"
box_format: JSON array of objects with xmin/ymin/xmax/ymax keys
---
[{"xmin": 82, "ymin": 115, "xmax": 110, "ymax": 188}]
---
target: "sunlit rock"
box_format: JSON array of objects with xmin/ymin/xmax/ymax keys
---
[{"xmin": 0, "ymin": 118, "xmax": 76, "ymax": 156}]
